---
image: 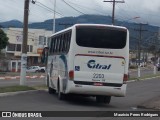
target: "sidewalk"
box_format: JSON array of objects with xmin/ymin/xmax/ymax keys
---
[
  {"xmin": 0, "ymin": 75, "xmax": 45, "ymax": 80},
  {"xmin": 0, "ymin": 72, "xmax": 45, "ymax": 80}
]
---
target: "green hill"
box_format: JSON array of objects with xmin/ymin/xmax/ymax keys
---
[{"xmin": 0, "ymin": 14, "xmax": 159, "ymax": 50}]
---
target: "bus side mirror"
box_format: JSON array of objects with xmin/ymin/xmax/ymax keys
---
[{"xmin": 41, "ymin": 47, "xmax": 49, "ymax": 64}]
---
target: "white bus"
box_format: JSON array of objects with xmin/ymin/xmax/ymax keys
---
[{"xmin": 42, "ymin": 24, "xmax": 129, "ymax": 104}]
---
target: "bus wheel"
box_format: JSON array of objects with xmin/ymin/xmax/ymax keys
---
[
  {"xmin": 48, "ymin": 87, "xmax": 56, "ymax": 94},
  {"xmin": 47, "ymin": 78, "xmax": 56, "ymax": 94},
  {"xmin": 96, "ymin": 96, "xmax": 111, "ymax": 104},
  {"xmin": 57, "ymin": 81, "xmax": 65, "ymax": 100}
]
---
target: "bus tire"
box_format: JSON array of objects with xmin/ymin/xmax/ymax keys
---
[
  {"xmin": 57, "ymin": 80, "xmax": 65, "ymax": 100},
  {"xmin": 48, "ymin": 87, "xmax": 56, "ymax": 94},
  {"xmin": 96, "ymin": 96, "xmax": 111, "ymax": 104},
  {"xmin": 47, "ymin": 76, "xmax": 56, "ymax": 94}
]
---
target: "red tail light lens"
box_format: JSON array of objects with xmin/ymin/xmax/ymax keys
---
[
  {"xmin": 69, "ymin": 70, "xmax": 74, "ymax": 80},
  {"xmin": 123, "ymin": 74, "xmax": 128, "ymax": 84}
]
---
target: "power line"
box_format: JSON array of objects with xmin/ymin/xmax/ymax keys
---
[
  {"xmin": 104, "ymin": 0, "xmax": 125, "ymax": 25},
  {"xmin": 115, "ymin": 4, "xmax": 136, "ymax": 21},
  {"xmin": 31, "ymin": 0, "xmax": 63, "ymax": 17},
  {"xmin": 61, "ymin": 0, "xmax": 85, "ymax": 15},
  {"xmin": 66, "ymin": 1, "xmax": 106, "ymax": 16}
]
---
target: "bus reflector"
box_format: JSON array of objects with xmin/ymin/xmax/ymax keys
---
[
  {"xmin": 123, "ymin": 74, "xmax": 128, "ymax": 83},
  {"xmin": 94, "ymin": 82, "xmax": 103, "ymax": 86},
  {"xmin": 69, "ymin": 70, "xmax": 74, "ymax": 80}
]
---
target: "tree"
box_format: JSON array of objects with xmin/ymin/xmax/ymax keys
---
[{"xmin": 0, "ymin": 29, "xmax": 9, "ymax": 53}]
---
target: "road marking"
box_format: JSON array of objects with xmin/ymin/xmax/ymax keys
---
[{"xmin": 0, "ymin": 75, "xmax": 45, "ymax": 80}]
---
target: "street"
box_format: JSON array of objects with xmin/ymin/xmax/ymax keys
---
[{"xmin": 0, "ymin": 78, "xmax": 160, "ymax": 120}]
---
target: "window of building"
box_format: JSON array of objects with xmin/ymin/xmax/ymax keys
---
[
  {"xmin": 16, "ymin": 44, "xmax": 21, "ymax": 51},
  {"xmin": 27, "ymin": 45, "xmax": 29, "ymax": 52},
  {"xmin": 39, "ymin": 36, "xmax": 45, "ymax": 45},
  {"xmin": 7, "ymin": 43, "xmax": 16, "ymax": 51},
  {"xmin": 44, "ymin": 37, "xmax": 47, "ymax": 45},
  {"xmin": 30, "ymin": 45, "xmax": 33, "ymax": 52}
]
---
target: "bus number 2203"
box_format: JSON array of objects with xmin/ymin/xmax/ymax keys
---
[{"xmin": 93, "ymin": 73, "xmax": 104, "ymax": 78}]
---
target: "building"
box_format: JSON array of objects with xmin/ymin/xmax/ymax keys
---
[{"xmin": 2, "ymin": 28, "xmax": 52, "ymax": 72}]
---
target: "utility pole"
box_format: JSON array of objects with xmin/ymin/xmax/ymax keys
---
[
  {"xmin": 104, "ymin": 0, "xmax": 125, "ymax": 25},
  {"xmin": 20, "ymin": 0, "xmax": 30, "ymax": 85},
  {"xmin": 153, "ymin": 32, "xmax": 160, "ymax": 74},
  {"xmin": 53, "ymin": 0, "xmax": 56, "ymax": 33},
  {"xmin": 134, "ymin": 23, "xmax": 147, "ymax": 77},
  {"xmin": 59, "ymin": 23, "xmax": 73, "ymax": 29}
]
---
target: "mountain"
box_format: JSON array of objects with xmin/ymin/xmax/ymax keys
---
[
  {"xmin": 0, "ymin": 20, "xmax": 23, "ymax": 28},
  {"xmin": 28, "ymin": 15, "xmax": 113, "ymax": 31},
  {"xmin": 0, "ymin": 14, "xmax": 159, "ymax": 49}
]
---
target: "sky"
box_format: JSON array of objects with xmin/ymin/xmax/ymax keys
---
[{"xmin": 0, "ymin": 0, "xmax": 160, "ymax": 27}]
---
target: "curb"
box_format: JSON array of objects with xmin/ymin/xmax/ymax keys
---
[
  {"xmin": 0, "ymin": 76, "xmax": 159, "ymax": 97},
  {"xmin": 0, "ymin": 75, "xmax": 45, "ymax": 80},
  {"xmin": 128, "ymin": 75, "xmax": 160, "ymax": 83},
  {"xmin": 0, "ymin": 90, "xmax": 47, "ymax": 97},
  {"xmin": 129, "ymin": 67, "xmax": 153, "ymax": 72}
]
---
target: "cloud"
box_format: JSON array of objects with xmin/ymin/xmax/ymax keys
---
[{"xmin": 0, "ymin": 0, "xmax": 160, "ymax": 26}]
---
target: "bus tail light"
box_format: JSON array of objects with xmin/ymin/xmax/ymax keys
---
[
  {"xmin": 123, "ymin": 74, "xmax": 128, "ymax": 84},
  {"xmin": 69, "ymin": 70, "xmax": 74, "ymax": 80}
]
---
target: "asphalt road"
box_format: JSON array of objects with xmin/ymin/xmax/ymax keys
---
[{"xmin": 0, "ymin": 78, "xmax": 160, "ymax": 120}]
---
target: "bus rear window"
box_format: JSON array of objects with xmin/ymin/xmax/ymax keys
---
[{"xmin": 76, "ymin": 26, "xmax": 127, "ymax": 49}]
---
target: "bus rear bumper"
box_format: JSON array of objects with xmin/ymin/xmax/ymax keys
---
[{"xmin": 65, "ymin": 81, "xmax": 127, "ymax": 97}]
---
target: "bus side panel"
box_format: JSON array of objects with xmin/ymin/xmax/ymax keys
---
[{"xmin": 47, "ymin": 55, "xmax": 59, "ymax": 90}]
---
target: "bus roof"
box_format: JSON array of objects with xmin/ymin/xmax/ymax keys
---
[{"xmin": 50, "ymin": 24, "xmax": 128, "ymax": 37}]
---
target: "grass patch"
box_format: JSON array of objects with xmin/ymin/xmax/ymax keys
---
[
  {"xmin": 32, "ymin": 85, "xmax": 47, "ymax": 90},
  {"xmin": 0, "ymin": 72, "xmax": 6, "ymax": 74},
  {"xmin": 0, "ymin": 85, "xmax": 36, "ymax": 93},
  {"xmin": 129, "ymin": 65, "xmax": 138, "ymax": 69}
]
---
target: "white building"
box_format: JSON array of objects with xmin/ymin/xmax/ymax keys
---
[{"xmin": 2, "ymin": 28, "xmax": 52, "ymax": 72}]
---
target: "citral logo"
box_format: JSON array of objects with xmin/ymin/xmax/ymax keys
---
[{"xmin": 87, "ymin": 60, "xmax": 111, "ymax": 70}]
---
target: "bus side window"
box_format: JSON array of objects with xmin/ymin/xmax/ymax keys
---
[
  {"xmin": 63, "ymin": 34, "xmax": 67, "ymax": 53},
  {"xmin": 66, "ymin": 33, "xmax": 69, "ymax": 52},
  {"xmin": 50, "ymin": 38, "xmax": 54, "ymax": 54},
  {"xmin": 52, "ymin": 37, "xmax": 55, "ymax": 54},
  {"xmin": 62, "ymin": 34, "xmax": 65, "ymax": 53},
  {"xmin": 59, "ymin": 35, "xmax": 63, "ymax": 53},
  {"xmin": 54, "ymin": 38, "xmax": 57, "ymax": 54},
  {"xmin": 60, "ymin": 35, "xmax": 63, "ymax": 53},
  {"xmin": 57, "ymin": 36, "xmax": 61, "ymax": 53},
  {"xmin": 66, "ymin": 32, "xmax": 71, "ymax": 52},
  {"xmin": 48, "ymin": 37, "xmax": 51, "ymax": 54}
]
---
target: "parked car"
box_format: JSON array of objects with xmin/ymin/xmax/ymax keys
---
[
  {"xmin": 40, "ymin": 67, "xmax": 45, "ymax": 73},
  {"xmin": 26, "ymin": 66, "xmax": 40, "ymax": 73},
  {"xmin": 156, "ymin": 63, "xmax": 160, "ymax": 71},
  {"xmin": 26, "ymin": 66, "xmax": 45, "ymax": 73}
]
